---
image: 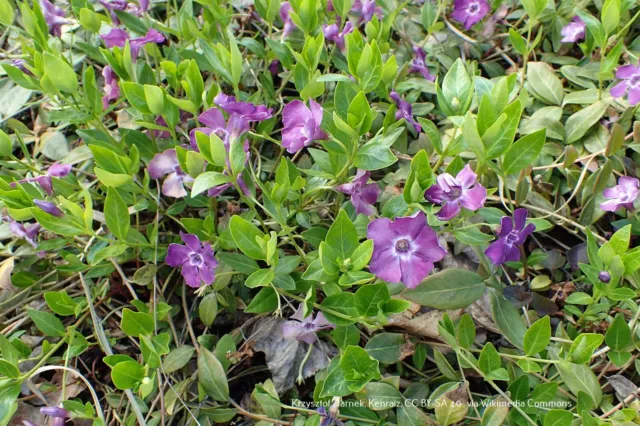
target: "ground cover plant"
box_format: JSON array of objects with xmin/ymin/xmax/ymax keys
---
[{"xmin": 1, "ymin": 0, "xmax": 640, "ymax": 424}]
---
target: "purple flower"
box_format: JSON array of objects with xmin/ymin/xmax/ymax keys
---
[
  {"xmin": 166, "ymin": 232, "xmax": 218, "ymax": 288},
  {"xmin": 598, "ymin": 271, "xmax": 611, "ymax": 283},
  {"xmin": 450, "ymin": 0, "xmax": 490, "ymax": 30},
  {"xmin": 40, "ymin": 406, "xmax": 70, "ymax": 419},
  {"xmin": 367, "ymin": 212, "xmax": 447, "ymax": 288},
  {"xmin": 7, "ymin": 219, "xmax": 41, "ymax": 248},
  {"xmin": 600, "ymin": 176, "xmax": 640, "ymax": 212},
  {"xmin": 323, "ymin": 22, "xmax": 354, "ymax": 51},
  {"xmin": 99, "ymin": 0, "xmax": 128, "ymax": 23},
  {"xmin": 12, "ymin": 59, "xmax": 33, "ymax": 76},
  {"xmin": 280, "ymin": 2, "xmax": 295, "ymax": 37},
  {"xmin": 34, "ymin": 200, "xmax": 64, "ymax": 217},
  {"xmin": 269, "ymin": 59, "xmax": 280, "ymax": 75},
  {"xmin": 561, "ymin": 16, "xmax": 586, "ymax": 43},
  {"xmin": 130, "ymin": 28, "xmax": 165, "ymax": 58},
  {"xmin": 102, "ymin": 66, "xmax": 120, "ymax": 110},
  {"xmin": 408, "ymin": 46, "xmax": 436, "ymax": 82},
  {"xmin": 48, "ymin": 163, "xmax": 71, "ymax": 177},
  {"xmin": 101, "ymin": 28, "xmax": 129, "ymax": 48},
  {"xmin": 611, "ymin": 65, "xmax": 640, "ymax": 106},
  {"xmin": 425, "ymin": 165, "xmax": 487, "ymax": 220},
  {"xmin": 318, "ymin": 406, "xmax": 344, "ymax": 426},
  {"xmin": 352, "ymin": 0, "xmax": 383, "ymax": 24},
  {"xmin": 485, "ymin": 209, "xmax": 535, "ymax": 266},
  {"xmin": 189, "ymin": 107, "xmax": 250, "ymax": 149},
  {"xmin": 147, "ymin": 149, "xmax": 194, "ymax": 198},
  {"xmin": 281, "ymin": 304, "xmax": 334, "ymax": 344},
  {"xmin": 281, "ymin": 100, "xmax": 327, "ymax": 154},
  {"xmin": 214, "ymin": 93, "xmax": 273, "ymax": 121},
  {"xmin": 39, "ymin": 0, "xmax": 69, "ymax": 37},
  {"xmin": 336, "ymin": 170, "xmax": 381, "ymax": 215},
  {"xmin": 390, "ymin": 91, "xmax": 421, "ymax": 133}
]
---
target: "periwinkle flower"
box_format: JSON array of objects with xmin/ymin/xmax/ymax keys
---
[
  {"xmin": 281, "ymin": 304, "xmax": 334, "ymax": 344},
  {"xmin": 611, "ymin": 65, "xmax": 640, "ymax": 106},
  {"xmin": 409, "ymin": 46, "xmax": 436, "ymax": 82},
  {"xmin": 101, "ymin": 28, "xmax": 129, "ymax": 48},
  {"xmin": 12, "ymin": 163, "xmax": 71, "ymax": 195},
  {"xmin": 561, "ymin": 16, "xmax": 586, "ymax": 43},
  {"xmin": 34, "ymin": 200, "xmax": 64, "ymax": 217},
  {"xmin": 214, "ymin": 93, "xmax": 273, "ymax": 121},
  {"xmin": 450, "ymin": 0, "xmax": 490, "ymax": 30},
  {"xmin": 166, "ymin": 232, "xmax": 218, "ymax": 288},
  {"xmin": 280, "ymin": 2, "xmax": 295, "ymax": 37},
  {"xmin": 600, "ymin": 176, "xmax": 640, "ymax": 212},
  {"xmin": 48, "ymin": 163, "xmax": 72, "ymax": 177},
  {"xmin": 367, "ymin": 212, "xmax": 447, "ymax": 288},
  {"xmin": 102, "ymin": 66, "xmax": 120, "ymax": 110},
  {"xmin": 147, "ymin": 149, "xmax": 194, "ymax": 198},
  {"xmin": 352, "ymin": 0, "xmax": 383, "ymax": 24},
  {"xmin": 7, "ymin": 219, "xmax": 41, "ymax": 249},
  {"xmin": 318, "ymin": 405, "xmax": 344, "ymax": 426},
  {"xmin": 12, "ymin": 59, "xmax": 33, "ymax": 76},
  {"xmin": 281, "ymin": 99, "xmax": 328, "ymax": 154},
  {"xmin": 336, "ymin": 170, "xmax": 381, "ymax": 215},
  {"xmin": 100, "ymin": 0, "xmax": 148, "ymax": 22},
  {"xmin": 40, "ymin": 406, "xmax": 70, "ymax": 418},
  {"xmin": 598, "ymin": 271, "xmax": 611, "ymax": 283},
  {"xmin": 269, "ymin": 59, "xmax": 280, "ymax": 75},
  {"xmin": 130, "ymin": 28, "xmax": 165, "ymax": 58},
  {"xmin": 40, "ymin": 0, "xmax": 69, "ymax": 37},
  {"xmin": 485, "ymin": 208, "xmax": 535, "ymax": 266},
  {"xmin": 390, "ymin": 91, "xmax": 421, "ymax": 133},
  {"xmin": 323, "ymin": 22, "xmax": 354, "ymax": 51},
  {"xmin": 425, "ymin": 165, "xmax": 487, "ymax": 220}
]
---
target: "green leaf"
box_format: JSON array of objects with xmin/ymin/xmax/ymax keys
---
[
  {"xmin": 163, "ymin": 345, "xmax": 196, "ymax": 374},
  {"xmin": 365, "ymin": 333, "xmax": 405, "ymax": 364},
  {"xmin": 481, "ymin": 399, "xmax": 509, "ymax": 426},
  {"xmin": 348, "ymin": 91, "xmax": 373, "ymax": 135},
  {"xmin": 508, "ymin": 28, "xmax": 527, "ymax": 55},
  {"xmin": 483, "ymin": 100, "xmax": 521, "ymax": 160},
  {"xmin": 111, "ymin": 360, "xmax": 144, "ymax": 390},
  {"xmin": 355, "ymin": 283, "xmax": 389, "ymax": 316},
  {"xmin": 570, "ymin": 333, "xmax": 604, "ymax": 364},
  {"xmin": 120, "ymin": 308, "xmax": 154, "ymax": 337},
  {"xmin": 332, "ymin": 325, "xmax": 360, "ymax": 350},
  {"xmin": 0, "ymin": 358, "xmax": 20, "ymax": 378},
  {"xmin": 601, "ymin": 0, "xmax": 620, "ymax": 35},
  {"xmin": 456, "ymin": 313, "xmax": 476, "ymax": 349},
  {"xmin": 403, "ymin": 149, "xmax": 434, "ymax": 203},
  {"xmin": 609, "ymin": 224, "xmax": 631, "ymax": 255},
  {"xmin": 543, "ymin": 409, "xmax": 573, "ymax": 426},
  {"xmin": 245, "ymin": 269, "xmax": 275, "ymax": 288},
  {"xmin": 438, "ymin": 58, "xmax": 473, "ymax": 117},
  {"xmin": 531, "ymin": 382, "xmax": 558, "ymax": 402},
  {"xmin": 489, "ymin": 289, "xmax": 527, "ymax": 350},
  {"xmin": 350, "ymin": 240, "xmax": 374, "ymax": 271},
  {"xmin": 462, "ymin": 112, "xmax": 485, "ymax": 163},
  {"xmin": 556, "ymin": 361, "xmax": 602, "ymax": 405},
  {"xmin": 452, "ymin": 227, "xmax": 493, "ymax": 245},
  {"xmin": 526, "ymin": 62, "xmax": 563, "ymax": 105},
  {"xmin": 32, "ymin": 208, "xmax": 86, "ymax": 237},
  {"xmin": 565, "ymin": 100, "xmax": 609, "ymax": 144},
  {"xmin": 321, "ymin": 293, "xmax": 358, "ymax": 325},
  {"xmin": 403, "ymin": 269, "xmax": 485, "ymax": 309},
  {"xmin": 43, "ymin": 52, "xmax": 77, "ymax": 94},
  {"xmin": 218, "ymin": 253, "xmax": 260, "ymax": 275},
  {"xmin": 0, "ymin": 0, "xmax": 14, "ymax": 25},
  {"xmin": 27, "ymin": 310, "xmax": 65, "ymax": 337},
  {"xmin": 478, "ymin": 342, "xmax": 501, "ymax": 374},
  {"xmin": 198, "ymin": 347, "xmax": 229, "ymax": 401},
  {"xmin": 105, "ymin": 187, "xmax": 130, "ymax": 240},
  {"xmin": 605, "ymin": 314, "xmax": 631, "ymax": 351},
  {"xmin": 245, "ymin": 287, "xmax": 278, "ymax": 313},
  {"xmin": 325, "ymin": 210, "xmax": 359, "ymax": 260},
  {"xmin": 523, "ymin": 316, "xmax": 550, "ymax": 356},
  {"xmin": 340, "ymin": 345, "xmax": 381, "ymax": 392},
  {"xmin": 521, "ymin": 0, "xmax": 546, "ymax": 21},
  {"xmin": 44, "ymin": 291, "xmax": 77, "ymax": 316},
  {"xmin": 502, "ymin": 128, "xmax": 546, "ymax": 175},
  {"xmin": 229, "ymin": 216, "xmax": 266, "ymax": 260},
  {"xmin": 199, "ymin": 293, "xmax": 218, "ymax": 326}
]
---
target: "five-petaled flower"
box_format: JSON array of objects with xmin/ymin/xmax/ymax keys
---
[
  {"xmin": 336, "ymin": 170, "xmax": 381, "ymax": 215},
  {"xmin": 390, "ymin": 91, "xmax": 421, "ymax": 133},
  {"xmin": 40, "ymin": 0, "xmax": 69, "ymax": 37},
  {"xmin": 561, "ymin": 16, "xmax": 586, "ymax": 43},
  {"xmin": 214, "ymin": 93, "xmax": 274, "ymax": 121},
  {"xmin": 450, "ymin": 0, "xmax": 490, "ymax": 30},
  {"xmin": 100, "ymin": 28, "xmax": 165, "ymax": 58},
  {"xmin": 611, "ymin": 64, "xmax": 640, "ymax": 105},
  {"xmin": 281, "ymin": 304, "xmax": 334, "ymax": 344},
  {"xmin": 102, "ymin": 66, "xmax": 120, "ymax": 110},
  {"xmin": 6, "ymin": 218, "xmax": 41, "ymax": 249},
  {"xmin": 148, "ymin": 149, "xmax": 194, "ymax": 198},
  {"xmin": 166, "ymin": 232, "xmax": 218, "ymax": 288},
  {"xmin": 323, "ymin": 22, "xmax": 354, "ymax": 51},
  {"xmin": 352, "ymin": 0, "xmax": 383, "ymax": 24},
  {"xmin": 281, "ymin": 99, "xmax": 328, "ymax": 153},
  {"xmin": 485, "ymin": 208, "xmax": 535, "ymax": 266},
  {"xmin": 367, "ymin": 212, "xmax": 447, "ymax": 288},
  {"xmin": 409, "ymin": 45, "xmax": 436, "ymax": 82},
  {"xmin": 600, "ymin": 176, "xmax": 639, "ymax": 212},
  {"xmin": 12, "ymin": 163, "xmax": 71, "ymax": 196},
  {"xmin": 425, "ymin": 165, "xmax": 487, "ymax": 220}
]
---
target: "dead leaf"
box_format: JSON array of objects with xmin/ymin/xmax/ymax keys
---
[
  {"xmin": 250, "ymin": 317, "xmax": 337, "ymax": 393},
  {"xmin": 607, "ymin": 375, "xmax": 639, "ymax": 402},
  {"xmin": 386, "ymin": 301, "xmax": 463, "ymax": 341}
]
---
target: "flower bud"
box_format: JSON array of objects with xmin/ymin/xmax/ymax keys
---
[
  {"xmin": 40, "ymin": 406, "xmax": 70, "ymax": 418},
  {"xmin": 598, "ymin": 271, "xmax": 611, "ymax": 283}
]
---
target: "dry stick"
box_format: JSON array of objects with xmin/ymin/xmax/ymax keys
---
[
  {"xmin": 229, "ymin": 399, "xmax": 291, "ymax": 425},
  {"xmin": 601, "ymin": 388, "xmax": 640, "ymax": 418},
  {"xmin": 79, "ymin": 273, "xmax": 147, "ymax": 426}
]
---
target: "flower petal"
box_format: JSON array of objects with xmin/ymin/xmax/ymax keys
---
[
  {"xmin": 459, "ymin": 184, "xmax": 487, "ymax": 211},
  {"xmin": 166, "ymin": 243, "xmax": 190, "ymax": 267},
  {"xmin": 148, "ymin": 150, "xmax": 178, "ymax": 179}
]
